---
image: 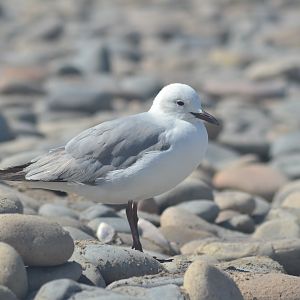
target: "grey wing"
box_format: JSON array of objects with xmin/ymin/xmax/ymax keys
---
[{"xmin": 23, "ymin": 113, "xmax": 170, "ymax": 183}]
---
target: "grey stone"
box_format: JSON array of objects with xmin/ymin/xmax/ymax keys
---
[
  {"xmin": 63, "ymin": 226, "xmax": 95, "ymax": 241},
  {"xmin": 273, "ymin": 180, "xmax": 300, "ymax": 208},
  {"xmin": 33, "ymin": 279, "xmax": 132, "ymax": 300},
  {"xmin": 0, "ymin": 242, "xmax": 28, "ymax": 299},
  {"xmin": 73, "ymin": 241, "xmax": 163, "ymax": 284},
  {"xmin": 0, "ymin": 286, "xmax": 18, "ymax": 300},
  {"xmin": 271, "ymin": 131, "xmax": 300, "ymax": 158},
  {"xmin": 0, "ymin": 191, "xmax": 23, "ymax": 214},
  {"xmin": 251, "ymin": 196, "xmax": 270, "ymax": 223},
  {"xmin": 214, "ymin": 191, "xmax": 255, "ymax": 215},
  {"xmin": 0, "ymin": 113, "xmax": 15, "ymax": 142},
  {"xmin": 38, "ymin": 203, "xmax": 79, "ymax": 219},
  {"xmin": 46, "ymin": 78, "xmax": 113, "ymax": 113},
  {"xmin": 27, "ymin": 262, "xmax": 82, "ymax": 292},
  {"xmin": 177, "ymin": 200, "xmax": 220, "ymax": 222},
  {"xmin": 120, "ymin": 75, "xmax": 163, "ymax": 101},
  {"xmin": 79, "ymin": 204, "xmax": 118, "ymax": 221},
  {"xmin": 155, "ymin": 178, "xmax": 214, "ymax": 213},
  {"xmin": 253, "ymin": 219, "xmax": 300, "ymax": 240},
  {"xmin": 218, "ymin": 256, "xmax": 285, "ymax": 274},
  {"xmin": 87, "ymin": 217, "xmax": 130, "ymax": 234},
  {"xmin": 220, "ymin": 214, "xmax": 255, "ymax": 233},
  {"xmin": 0, "ymin": 214, "xmax": 74, "ymax": 266},
  {"xmin": 272, "ymin": 153, "xmax": 300, "ymax": 179},
  {"xmin": 112, "ymin": 284, "xmax": 184, "ymax": 300},
  {"xmin": 70, "ymin": 251, "xmax": 106, "ymax": 288},
  {"xmin": 201, "ymin": 142, "xmax": 240, "ymax": 172},
  {"xmin": 184, "ymin": 260, "xmax": 243, "ymax": 300}
]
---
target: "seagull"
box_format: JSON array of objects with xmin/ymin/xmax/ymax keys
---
[{"xmin": 0, "ymin": 83, "xmax": 219, "ymax": 253}]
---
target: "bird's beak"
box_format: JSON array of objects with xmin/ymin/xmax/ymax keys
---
[{"xmin": 190, "ymin": 110, "xmax": 220, "ymax": 126}]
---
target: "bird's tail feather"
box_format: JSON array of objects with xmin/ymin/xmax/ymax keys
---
[{"xmin": 0, "ymin": 163, "xmax": 31, "ymax": 181}]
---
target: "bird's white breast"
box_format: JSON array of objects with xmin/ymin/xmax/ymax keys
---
[{"xmin": 72, "ymin": 118, "xmax": 208, "ymax": 204}]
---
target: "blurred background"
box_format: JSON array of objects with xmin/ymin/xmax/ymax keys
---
[{"xmin": 0, "ymin": 0, "xmax": 299, "ymax": 182}]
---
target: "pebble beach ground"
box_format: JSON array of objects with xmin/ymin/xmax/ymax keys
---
[{"xmin": 0, "ymin": 0, "xmax": 299, "ymax": 299}]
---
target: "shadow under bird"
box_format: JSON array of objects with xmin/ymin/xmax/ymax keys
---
[{"xmin": 0, "ymin": 83, "xmax": 219, "ymax": 255}]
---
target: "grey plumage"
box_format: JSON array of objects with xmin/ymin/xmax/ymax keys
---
[{"xmin": 0, "ymin": 113, "xmax": 170, "ymax": 184}]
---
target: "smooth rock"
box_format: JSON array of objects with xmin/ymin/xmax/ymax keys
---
[
  {"xmin": 281, "ymin": 192, "xmax": 300, "ymax": 208},
  {"xmin": 272, "ymin": 153, "xmax": 300, "ymax": 179},
  {"xmin": 218, "ymin": 256, "xmax": 285, "ymax": 275},
  {"xmin": 112, "ymin": 284, "xmax": 184, "ymax": 299},
  {"xmin": 155, "ymin": 178, "xmax": 214, "ymax": 213},
  {"xmin": 70, "ymin": 252, "xmax": 106, "ymax": 287},
  {"xmin": 0, "ymin": 214, "xmax": 74, "ymax": 266},
  {"xmin": 87, "ymin": 217, "xmax": 130, "ymax": 234},
  {"xmin": 0, "ymin": 113, "xmax": 15, "ymax": 142},
  {"xmin": 79, "ymin": 204, "xmax": 118, "ymax": 221},
  {"xmin": 183, "ymin": 260, "xmax": 243, "ymax": 300},
  {"xmin": 214, "ymin": 191, "xmax": 255, "ymax": 215},
  {"xmin": 27, "ymin": 262, "xmax": 82, "ymax": 292},
  {"xmin": 215, "ymin": 210, "xmax": 240, "ymax": 223},
  {"xmin": 33, "ymin": 279, "xmax": 131, "ymax": 300},
  {"xmin": 0, "ymin": 242, "xmax": 28, "ymax": 299},
  {"xmin": 96, "ymin": 222, "xmax": 116, "ymax": 243},
  {"xmin": 271, "ymin": 131, "xmax": 300, "ymax": 158},
  {"xmin": 63, "ymin": 226, "xmax": 95, "ymax": 241},
  {"xmin": 159, "ymin": 225, "xmax": 214, "ymax": 247},
  {"xmin": 220, "ymin": 214, "xmax": 255, "ymax": 233},
  {"xmin": 38, "ymin": 203, "xmax": 79, "ymax": 219},
  {"xmin": 46, "ymin": 78, "xmax": 113, "ymax": 113},
  {"xmin": 251, "ymin": 196, "xmax": 270, "ymax": 223},
  {"xmin": 273, "ymin": 180, "xmax": 300, "ymax": 207},
  {"xmin": 73, "ymin": 241, "xmax": 163, "ymax": 284},
  {"xmin": 213, "ymin": 164, "xmax": 287, "ymax": 200},
  {"xmin": 177, "ymin": 200, "xmax": 219, "ymax": 222},
  {"xmin": 0, "ymin": 192, "xmax": 23, "ymax": 214},
  {"xmin": 195, "ymin": 238, "xmax": 300, "ymax": 275},
  {"xmin": 0, "ymin": 286, "xmax": 18, "ymax": 300},
  {"xmin": 233, "ymin": 273, "xmax": 300, "ymax": 300},
  {"xmin": 160, "ymin": 207, "xmax": 245, "ymax": 240},
  {"xmin": 253, "ymin": 219, "xmax": 300, "ymax": 240},
  {"xmin": 137, "ymin": 198, "xmax": 159, "ymax": 214}
]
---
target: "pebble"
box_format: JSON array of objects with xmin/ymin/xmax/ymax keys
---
[
  {"xmin": 214, "ymin": 190, "xmax": 255, "ymax": 215},
  {"xmin": 160, "ymin": 207, "xmax": 245, "ymax": 240},
  {"xmin": 220, "ymin": 214, "xmax": 255, "ymax": 233},
  {"xmin": 137, "ymin": 198, "xmax": 159, "ymax": 214},
  {"xmin": 281, "ymin": 192, "xmax": 300, "ymax": 209},
  {"xmin": 33, "ymin": 279, "xmax": 132, "ymax": 300},
  {"xmin": 154, "ymin": 177, "xmax": 214, "ymax": 213},
  {"xmin": 273, "ymin": 180, "xmax": 300, "ymax": 207},
  {"xmin": 183, "ymin": 260, "xmax": 243, "ymax": 300},
  {"xmin": 195, "ymin": 238, "xmax": 300, "ymax": 275},
  {"xmin": 46, "ymin": 78, "xmax": 113, "ymax": 113},
  {"xmin": 87, "ymin": 217, "xmax": 130, "ymax": 234},
  {"xmin": 63, "ymin": 226, "xmax": 95, "ymax": 241},
  {"xmin": 233, "ymin": 273, "xmax": 300, "ymax": 300},
  {"xmin": 0, "ymin": 113, "xmax": 15, "ymax": 142},
  {"xmin": 160, "ymin": 225, "xmax": 214, "ymax": 247},
  {"xmin": 0, "ymin": 286, "xmax": 18, "ymax": 300},
  {"xmin": 253, "ymin": 219, "xmax": 300, "ymax": 240},
  {"xmin": 38, "ymin": 203, "xmax": 79, "ymax": 219},
  {"xmin": 213, "ymin": 164, "xmax": 287, "ymax": 200},
  {"xmin": 177, "ymin": 200, "xmax": 219, "ymax": 222},
  {"xmin": 96, "ymin": 222, "xmax": 116, "ymax": 243},
  {"xmin": 0, "ymin": 242, "xmax": 28, "ymax": 299},
  {"xmin": 27, "ymin": 262, "xmax": 82, "ymax": 292},
  {"xmin": 0, "ymin": 214, "xmax": 74, "ymax": 266},
  {"xmin": 218, "ymin": 256, "xmax": 285, "ymax": 275},
  {"xmin": 79, "ymin": 204, "xmax": 119, "ymax": 221},
  {"xmin": 73, "ymin": 241, "xmax": 163, "ymax": 284},
  {"xmin": 0, "ymin": 191, "xmax": 23, "ymax": 214},
  {"xmin": 270, "ymin": 131, "xmax": 300, "ymax": 158},
  {"xmin": 271, "ymin": 153, "xmax": 300, "ymax": 179}
]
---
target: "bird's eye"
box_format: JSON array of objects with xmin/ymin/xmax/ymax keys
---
[{"xmin": 176, "ymin": 101, "xmax": 184, "ymax": 106}]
